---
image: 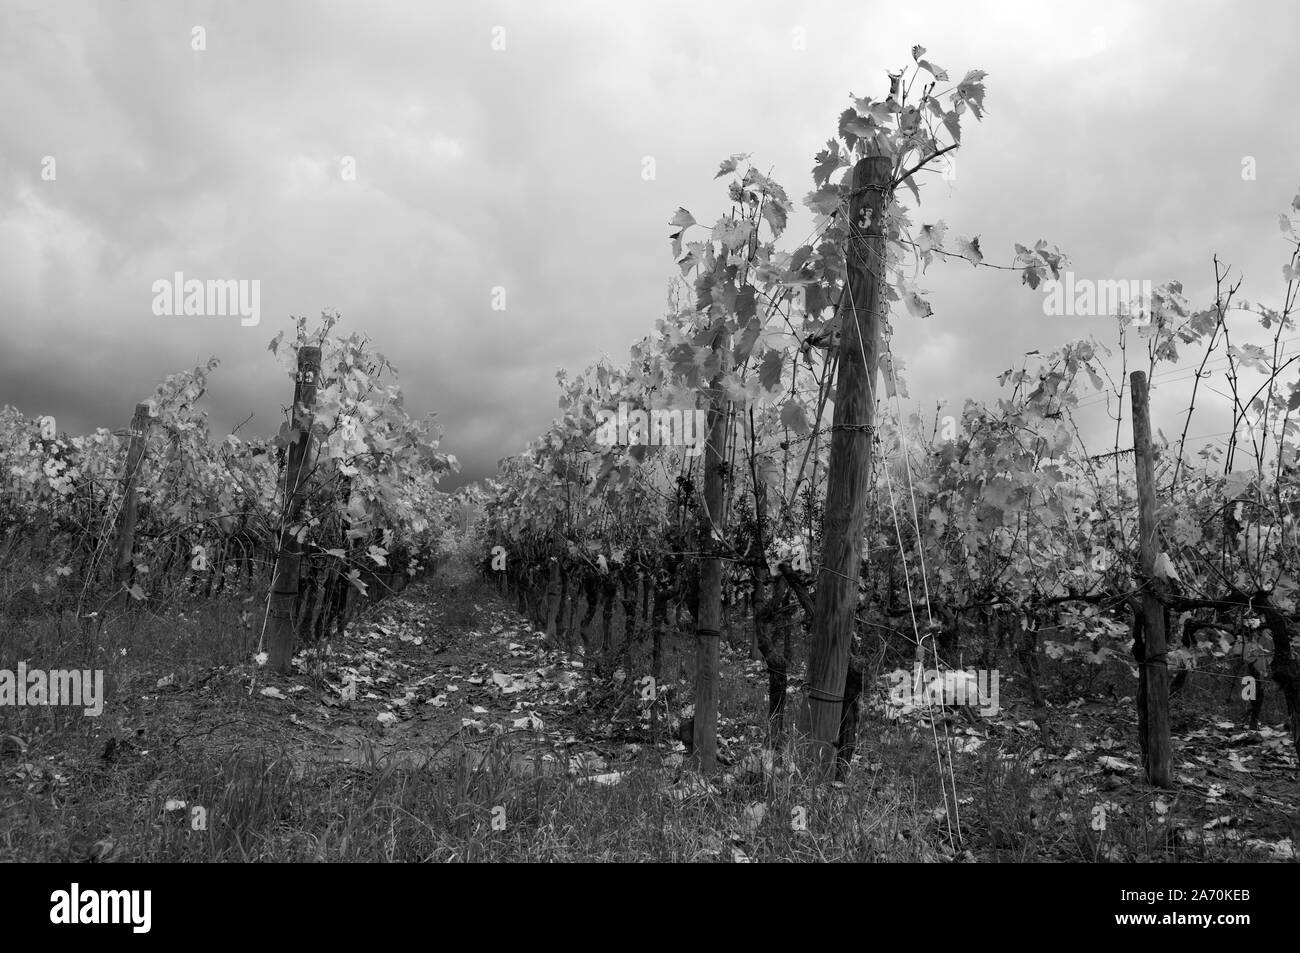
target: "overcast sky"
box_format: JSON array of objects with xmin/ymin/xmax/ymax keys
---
[{"xmin": 3, "ymin": 0, "xmax": 1298, "ymax": 489}]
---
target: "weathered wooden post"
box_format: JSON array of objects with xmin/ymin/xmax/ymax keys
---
[
  {"xmin": 113, "ymin": 403, "xmax": 151, "ymax": 607},
  {"xmin": 1130, "ymin": 370, "xmax": 1172, "ymax": 787},
  {"xmin": 797, "ymin": 154, "xmax": 893, "ymax": 773},
  {"xmin": 692, "ymin": 330, "xmax": 730, "ymax": 775},
  {"xmin": 267, "ymin": 346, "xmax": 321, "ymax": 673},
  {"xmin": 544, "ymin": 555, "xmax": 563, "ymax": 647}
]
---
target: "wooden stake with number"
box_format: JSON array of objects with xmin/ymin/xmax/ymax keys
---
[{"xmin": 267, "ymin": 346, "xmax": 321, "ymax": 673}]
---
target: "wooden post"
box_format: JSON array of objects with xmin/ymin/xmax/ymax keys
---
[
  {"xmin": 267, "ymin": 346, "xmax": 321, "ymax": 673},
  {"xmin": 1130, "ymin": 371, "xmax": 1172, "ymax": 787},
  {"xmin": 692, "ymin": 330, "xmax": 730, "ymax": 775},
  {"xmin": 650, "ymin": 580, "xmax": 665, "ymax": 751},
  {"xmin": 544, "ymin": 556, "xmax": 562, "ymax": 646},
  {"xmin": 797, "ymin": 154, "xmax": 892, "ymax": 773},
  {"xmin": 113, "ymin": 403, "xmax": 151, "ymax": 607}
]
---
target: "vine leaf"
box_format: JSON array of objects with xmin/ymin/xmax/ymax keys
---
[
  {"xmin": 955, "ymin": 235, "xmax": 983, "ymax": 266},
  {"xmin": 714, "ymin": 154, "xmax": 752, "ymax": 179},
  {"xmin": 759, "ymin": 349, "xmax": 784, "ymax": 391},
  {"xmin": 780, "ymin": 399, "xmax": 811, "ymax": 435}
]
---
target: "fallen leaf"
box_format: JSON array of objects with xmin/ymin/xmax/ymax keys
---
[{"xmin": 1098, "ymin": 756, "xmax": 1138, "ymax": 773}]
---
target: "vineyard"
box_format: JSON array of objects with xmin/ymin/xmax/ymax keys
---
[
  {"xmin": 2, "ymin": 312, "xmax": 459, "ymax": 642},
  {"xmin": 3, "ymin": 48, "xmax": 1299, "ymax": 865}
]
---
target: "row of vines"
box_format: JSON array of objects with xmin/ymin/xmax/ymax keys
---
[
  {"xmin": 481, "ymin": 49, "xmax": 1300, "ymax": 780},
  {"xmin": 1, "ymin": 311, "xmax": 463, "ymax": 664}
]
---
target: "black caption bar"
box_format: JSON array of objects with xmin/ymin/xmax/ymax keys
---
[{"xmin": 6, "ymin": 862, "xmax": 1277, "ymax": 941}]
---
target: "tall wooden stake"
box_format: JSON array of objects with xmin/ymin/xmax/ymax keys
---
[
  {"xmin": 113, "ymin": 402, "xmax": 151, "ymax": 608},
  {"xmin": 692, "ymin": 329, "xmax": 730, "ymax": 775},
  {"xmin": 798, "ymin": 154, "xmax": 892, "ymax": 773},
  {"xmin": 544, "ymin": 556, "xmax": 562, "ymax": 647},
  {"xmin": 267, "ymin": 346, "xmax": 321, "ymax": 673},
  {"xmin": 1130, "ymin": 371, "xmax": 1172, "ymax": 787}
]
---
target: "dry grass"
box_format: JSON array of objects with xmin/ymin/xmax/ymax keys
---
[{"xmin": 1, "ymin": 566, "xmax": 1295, "ymax": 862}]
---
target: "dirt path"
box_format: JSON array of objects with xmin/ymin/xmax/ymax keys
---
[{"xmin": 220, "ymin": 578, "xmax": 629, "ymax": 781}]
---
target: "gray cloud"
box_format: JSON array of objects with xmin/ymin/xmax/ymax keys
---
[{"xmin": 2, "ymin": 0, "xmax": 1298, "ymax": 489}]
